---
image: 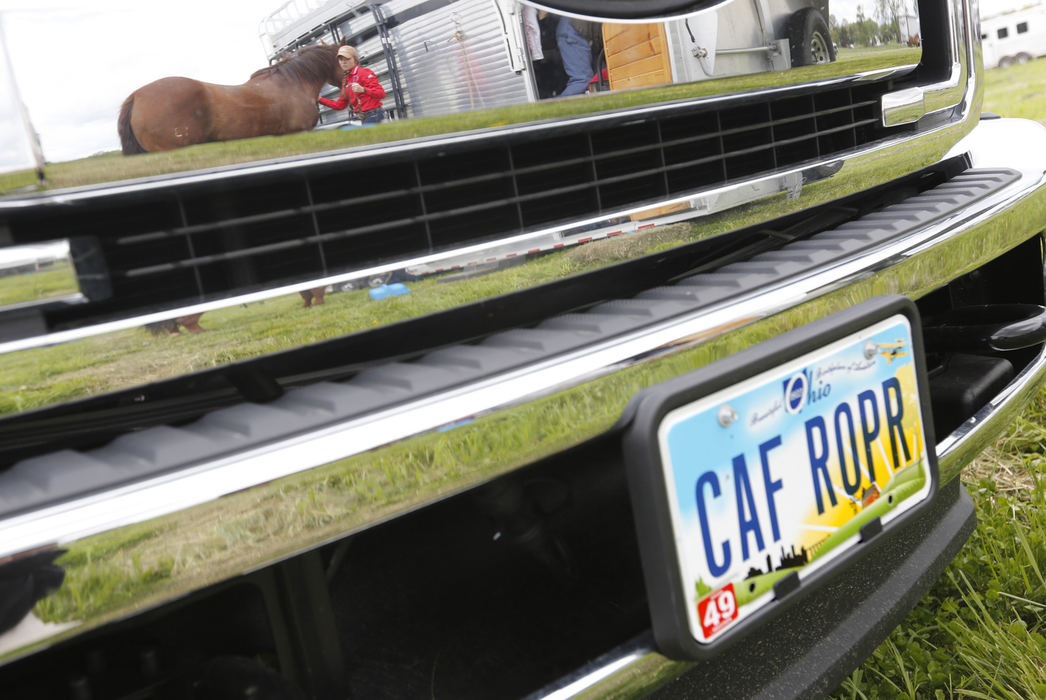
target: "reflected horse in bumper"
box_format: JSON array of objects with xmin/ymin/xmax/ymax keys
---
[{"xmin": 118, "ymin": 44, "xmax": 342, "ymax": 154}]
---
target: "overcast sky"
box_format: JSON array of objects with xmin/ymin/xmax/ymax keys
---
[
  {"xmin": 0, "ymin": 0, "xmax": 280, "ymax": 169},
  {"xmin": 0, "ymin": 0, "xmax": 1034, "ymax": 172}
]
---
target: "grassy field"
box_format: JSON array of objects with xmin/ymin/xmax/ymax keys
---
[
  {"xmin": 0, "ymin": 223, "xmax": 714, "ymax": 416},
  {"xmin": 0, "ymin": 265, "xmax": 77, "ymax": 307},
  {"xmin": 831, "ymin": 58, "xmax": 1046, "ymax": 699}
]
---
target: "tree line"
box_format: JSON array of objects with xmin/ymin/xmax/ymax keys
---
[{"xmin": 829, "ymin": 0, "xmax": 920, "ymax": 49}]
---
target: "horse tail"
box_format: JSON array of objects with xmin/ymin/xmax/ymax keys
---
[{"xmin": 118, "ymin": 94, "xmax": 146, "ymax": 155}]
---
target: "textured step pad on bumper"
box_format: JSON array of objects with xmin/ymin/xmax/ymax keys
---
[{"xmin": 0, "ymin": 169, "xmax": 1020, "ymax": 519}]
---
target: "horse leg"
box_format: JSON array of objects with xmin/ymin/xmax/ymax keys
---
[
  {"xmin": 299, "ymin": 287, "xmax": 326, "ymax": 307},
  {"xmin": 146, "ymin": 320, "xmax": 181, "ymax": 335},
  {"xmin": 177, "ymin": 313, "xmax": 205, "ymax": 333}
]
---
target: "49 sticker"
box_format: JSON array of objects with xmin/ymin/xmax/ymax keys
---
[{"xmin": 697, "ymin": 584, "xmax": 738, "ymax": 639}]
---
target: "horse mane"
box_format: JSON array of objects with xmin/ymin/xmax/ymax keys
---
[{"xmin": 250, "ymin": 44, "xmax": 339, "ymax": 84}]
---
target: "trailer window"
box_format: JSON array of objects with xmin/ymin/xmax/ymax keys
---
[
  {"xmin": 1018, "ymin": 22, "xmax": 1029, "ymax": 33},
  {"xmin": 998, "ymin": 27, "xmax": 1009, "ymax": 39}
]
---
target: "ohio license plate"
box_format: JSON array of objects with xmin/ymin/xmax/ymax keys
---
[{"xmin": 625, "ymin": 300, "xmax": 935, "ymax": 656}]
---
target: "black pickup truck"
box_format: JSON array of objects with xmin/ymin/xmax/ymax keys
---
[{"xmin": 2, "ymin": 1, "xmax": 1045, "ymax": 697}]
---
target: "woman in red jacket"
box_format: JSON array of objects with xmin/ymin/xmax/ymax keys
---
[{"xmin": 319, "ymin": 45, "xmax": 387, "ymax": 124}]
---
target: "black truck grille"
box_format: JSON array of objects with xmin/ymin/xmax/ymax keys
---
[{"xmin": 10, "ymin": 79, "xmax": 897, "ymax": 329}]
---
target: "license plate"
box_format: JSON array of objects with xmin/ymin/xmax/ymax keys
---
[{"xmin": 624, "ymin": 298, "xmax": 936, "ymax": 658}]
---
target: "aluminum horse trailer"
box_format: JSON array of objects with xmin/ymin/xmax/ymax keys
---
[{"xmin": 259, "ymin": 0, "xmax": 835, "ymax": 127}]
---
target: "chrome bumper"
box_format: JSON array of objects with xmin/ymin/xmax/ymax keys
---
[
  {"xmin": 532, "ymin": 116, "xmax": 1046, "ymax": 697},
  {"xmin": 1, "ymin": 116, "xmax": 1046, "ymax": 671}
]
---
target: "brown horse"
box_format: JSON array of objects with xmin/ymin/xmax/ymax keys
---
[
  {"xmin": 299, "ymin": 287, "xmax": 327, "ymax": 307},
  {"xmin": 118, "ymin": 44, "xmax": 342, "ymax": 154},
  {"xmin": 145, "ymin": 313, "xmax": 205, "ymax": 335}
]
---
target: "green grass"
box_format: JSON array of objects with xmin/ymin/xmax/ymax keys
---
[
  {"xmin": 0, "ymin": 264, "xmax": 78, "ymax": 306},
  {"xmin": 982, "ymin": 59, "xmax": 1046, "ymax": 126},
  {"xmin": 830, "ymin": 58, "xmax": 1046, "ymax": 699},
  {"xmin": 832, "ymin": 403, "xmax": 1046, "ymax": 699},
  {"xmin": 0, "ymin": 224, "xmax": 702, "ymax": 415}
]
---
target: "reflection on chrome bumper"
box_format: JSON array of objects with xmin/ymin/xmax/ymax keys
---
[
  {"xmin": 534, "ymin": 117, "xmax": 1046, "ymax": 698},
  {"xmin": 1, "ymin": 117, "xmax": 1045, "ymax": 666},
  {"xmin": 0, "ymin": 0, "xmax": 976, "ymax": 418},
  {"xmin": 0, "ymin": 240, "xmax": 83, "ymax": 314}
]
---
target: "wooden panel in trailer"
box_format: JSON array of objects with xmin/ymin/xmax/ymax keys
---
[{"xmin": 603, "ymin": 23, "xmax": 672, "ymax": 91}]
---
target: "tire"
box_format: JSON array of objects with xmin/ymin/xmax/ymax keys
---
[
  {"xmin": 999, "ymin": 55, "xmax": 1015, "ymax": 68},
  {"xmin": 1017, "ymin": 52, "xmax": 1032, "ymax": 64},
  {"xmin": 787, "ymin": 8, "xmax": 836, "ymax": 66}
]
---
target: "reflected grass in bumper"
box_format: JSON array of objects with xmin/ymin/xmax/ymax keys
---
[
  {"xmin": 0, "ymin": 126, "xmax": 968, "ymax": 418},
  {"xmin": 0, "ymin": 264, "xmax": 77, "ymax": 307},
  {"xmin": 27, "ymin": 169, "xmax": 1046, "ymax": 634}
]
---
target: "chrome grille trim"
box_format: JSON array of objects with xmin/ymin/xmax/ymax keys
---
[
  {"xmin": 10, "ymin": 81, "xmax": 895, "ymax": 305},
  {"xmin": 0, "ymin": 0, "xmax": 976, "ymax": 369},
  {"xmin": 0, "ymin": 151, "xmax": 920, "ymax": 355},
  {"xmin": 882, "ymin": 0, "xmax": 969, "ymax": 126},
  {"xmin": 0, "ymin": 101, "xmax": 974, "ymax": 358},
  {"xmin": 0, "ymin": 107, "xmax": 1040, "ymax": 665},
  {"xmin": 0, "ymin": 0, "xmax": 1022, "ymax": 691},
  {"xmin": 0, "ymin": 164, "xmax": 1018, "ymax": 539},
  {"xmin": 2, "ymin": 69, "xmax": 914, "ymax": 211}
]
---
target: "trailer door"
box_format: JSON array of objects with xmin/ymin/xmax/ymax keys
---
[{"xmin": 604, "ymin": 23, "xmax": 673, "ymax": 90}]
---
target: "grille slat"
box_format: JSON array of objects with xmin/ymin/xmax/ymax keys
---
[{"xmin": 12, "ymin": 80, "xmax": 901, "ymax": 326}]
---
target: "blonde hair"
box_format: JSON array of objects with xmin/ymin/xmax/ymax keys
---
[{"xmin": 336, "ymin": 45, "xmax": 359, "ymax": 62}]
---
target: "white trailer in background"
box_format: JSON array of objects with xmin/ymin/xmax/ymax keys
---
[
  {"xmin": 980, "ymin": 2, "xmax": 1046, "ymax": 68},
  {"xmin": 898, "ymin": 14, "xmax": 920, "ymax": 43}
]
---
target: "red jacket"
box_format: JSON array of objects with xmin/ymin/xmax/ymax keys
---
[{"xmin": 319, "ymin": 66, "xmax": 386, "ymax": 113}]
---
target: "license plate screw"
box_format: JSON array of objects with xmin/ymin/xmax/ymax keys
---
[
  {"xmin": 717, "ymin": 404, "xmax": 738, "ymax": 427},
  {"xmin": 864, "ymin": 339, "xmax": 878, "ymax": 359}
]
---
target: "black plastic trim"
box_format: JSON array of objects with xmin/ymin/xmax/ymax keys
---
[
  {"xmin": 650, "ymin": 477, "xmax": 975, "ymax": 699},
  {"xmin": 527, "ymin": 477, "xmax": 974, "ymax": 698}
]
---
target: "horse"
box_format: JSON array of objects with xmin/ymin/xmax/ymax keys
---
[
  {"xmin": 145, "ymin": 313, "xmax": 205, "ymax": 335},
  {"xmin": 299, "ymin": 287, "xmax": 327, "ymax": 307},
  {"xmin": 118, "ymin": 44, "xmax": 343, "ymax": 154}
]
